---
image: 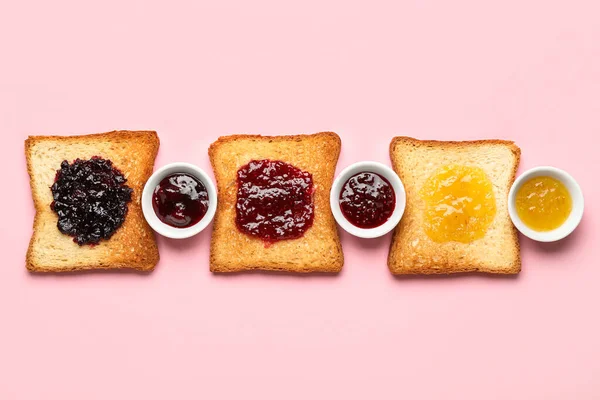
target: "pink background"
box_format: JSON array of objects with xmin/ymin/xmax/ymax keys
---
[{"xmin": 1, "ymin": 0, "xmax": 599, "ymax": 398}]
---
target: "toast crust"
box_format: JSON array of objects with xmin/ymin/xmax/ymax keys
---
[
  {"xmin": 209, "ymin": 132, "xmax": 343, "ymax": 273},
  {"xmin": 388, "ymin": 136, "xmax": 521, "ymax": 275},
  {"xmin": 25, "ymin": 130, "xmax": 160, "ymax": 272}
]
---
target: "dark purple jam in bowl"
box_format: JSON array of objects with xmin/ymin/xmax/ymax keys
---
[
  {"xmin": 152, "ymin": 173, "xmax": 209, "ymax": 228},
  {"xmin": 339, "ymin": 171, "xmax": 396, "ymax": 229},
  {"xmin": 50, "ymin": 157, "xmax": 133, "ymax": 246}
]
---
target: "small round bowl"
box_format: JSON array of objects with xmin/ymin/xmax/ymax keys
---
[
  {"xmin": 508, "ymin": 166, "xmax": 584, "ymax": 242},
  {"xmin": 142, "ymin": 162, "xmax": 217, "ymax": 239},
  {"xmin": 330, "ymin": 161, "xmax": 406, "ymax": 239}
]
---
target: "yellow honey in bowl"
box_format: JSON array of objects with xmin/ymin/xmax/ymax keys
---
[
  {"xmin": 420, "ymin": 165, "xmax": 496, "ymax": 243},
  {"xmin": 515, "ymin": 176, "xmax": 572, "ymax": 231}
]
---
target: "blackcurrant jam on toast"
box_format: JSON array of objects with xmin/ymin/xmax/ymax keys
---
[{"xmin": 50, "ymin": 157, "xmax": 133, "ymax": 246}]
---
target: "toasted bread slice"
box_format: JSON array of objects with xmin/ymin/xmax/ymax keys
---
[
  {"xmin": 209, "ymin": 132, "xmax": 343, "ymax": 273},
  {"xmin": 388, "ymin": 137, "xmax": 521, "ymax": 275},
  {"xmin": 25, "ymin": 131, "xmax": 160, "ymax": 272}
]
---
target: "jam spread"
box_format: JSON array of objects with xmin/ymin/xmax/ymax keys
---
[
  {"xmin": 515, "ymin": 176, "xmax": 572, "ymax": 231},
  {"xmin": 420, "ymin": 165, "xmax": 496, "ymax": 243},
  {"xmin": 236, "ymin": 159, "xmax": 314, "ymax": 242},
  {"xmin": 50, "ymin": 157, "xmax": 133, "ymax": 246},
  {"xmin": 339, "ymin": 172, "xmax": 395, "ymax": 228},
  {"xmin": 152, "ymin": 173, "xmax": 209, "ymax": 228}
]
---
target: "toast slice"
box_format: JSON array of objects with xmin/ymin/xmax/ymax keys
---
[
  {"xmin": 209, "ymin": 132, "xmax": 343, "ymax": 273},
  {"xmin": 25, "ymin": 130, "xmax": 160, "ymax": 272},
  {"xmin": 388, "ymin": 137, "xmax": 521, "ymax": 275}
]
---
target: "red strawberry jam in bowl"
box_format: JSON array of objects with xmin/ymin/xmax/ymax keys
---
[
  {"xmin": 235, "ymin": 159, "xmax": 315, "ymax": 242},
  {"xmin": 142, "ymin": 163, "xmax": 217, "ymax": 239},
  {"xmin": 330, "ymin": 161, "xmax": 406, "ymax": 238},
  {"xmin": 339, "ymin": 172, "xmax": 396, "ymax": 229}
]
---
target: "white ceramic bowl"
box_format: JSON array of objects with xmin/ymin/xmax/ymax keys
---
[
  {"xmin": 330, "ymin": 161, "xmax": 406, "ymax": 238},
  {"xmin": 142, "ymin": 162, "xmax": 217, "ymax": 239},
  {"xmin": 508, "ymin": 166, "xmax": 584, "ymax": 242}
]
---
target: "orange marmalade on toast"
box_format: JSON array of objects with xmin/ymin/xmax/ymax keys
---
[{"xmin": 420, "ymin": 165, "xmax": 496, "ymax": 243}]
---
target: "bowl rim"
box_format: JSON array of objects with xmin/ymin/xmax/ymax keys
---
[
  {"xmin": 141, "ymin": 162, "xmax": 217, "ymax": 239},
  {"xmin": 329, "ymin": 161, "xmax": 406, "ymax": 239},
  {"xmin": 507, "ymin": 166, "xmax": 584, "ymax": 242}
]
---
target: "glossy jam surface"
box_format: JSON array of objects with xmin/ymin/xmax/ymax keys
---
[
  {"xmin": 420, "ymin": 165, "xmax": 496, "ymax": 243},
  {"xmin": 515, "ymin": 176, "xmax": 572, "ymax": 231},
  {"xmin": 339, "ymin": 172, "xmax": 396, "ymax": 228},
  {"xmin": 152, "ymin": 173, "xmax": 209, "ymax": 228},
  {"xmin": 50, "ymin": 157, "xmax": 133, "ymax": 246},
  {"xmin": 236, "ymin": 159, "xmax": 314, "ymax": 242}
]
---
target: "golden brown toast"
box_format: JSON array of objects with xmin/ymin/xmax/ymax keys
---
[
  {"xmin": 388, "ymin": 137, "xmax": 521, "ymax": 275},
  {"xmin": 209, "ymin": 132, "xmax": 343, "ymax": 273},
  {"xmin": 25, "ymin": 130, "xmax": 160, "ymax": 272}
]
